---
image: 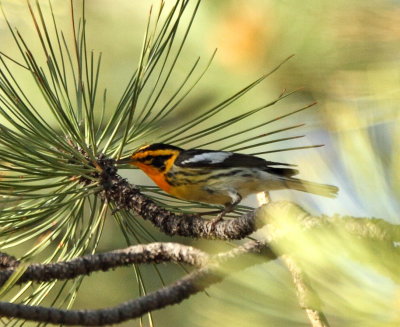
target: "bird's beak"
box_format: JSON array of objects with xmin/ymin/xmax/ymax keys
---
[{"xmin": 116, "ymin": 157, "xmax": 133, "ymax": 165}]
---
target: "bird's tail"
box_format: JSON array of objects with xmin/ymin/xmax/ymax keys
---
[{"xmin": 281, "ymin": 178, "xmax": 339, "ymax": 198}]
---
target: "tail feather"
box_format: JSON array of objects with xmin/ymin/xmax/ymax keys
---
[
  {"xmin": 265, "ymin": 167, "xmax": 299, "ymax": 177},
  {"xmin": 281, "ymin": 178, "xmax": 338, "ymax": 198}
]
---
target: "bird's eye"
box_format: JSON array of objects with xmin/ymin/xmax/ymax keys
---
[
  {"xmin": 137, "ymin": 155, "xmax": 153, "ymax": 165},
  {"xmin": 151, "ymin": 156, "xmax": 167, "ymax": 170},
  {"xmin": 152, "ymin": 155, "xmax": 173, "ymax": 170}
]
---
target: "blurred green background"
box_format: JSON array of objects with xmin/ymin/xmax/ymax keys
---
[{"xmin": 1, "ymin": 0, "xmax": 399, "ymax": 326}]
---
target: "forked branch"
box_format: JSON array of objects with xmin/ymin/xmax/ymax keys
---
[{"xmin": 0, "ymin": 241, "xmax": 269, "ymax": 325}]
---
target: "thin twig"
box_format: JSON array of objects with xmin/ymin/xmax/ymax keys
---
[
  {"xmin": 258, "ymin": 193, "xmax": 330, "ymax": 327},
  {"xmin": 281, "ymin": 255, "xmax": 330, "ymax": 327}
]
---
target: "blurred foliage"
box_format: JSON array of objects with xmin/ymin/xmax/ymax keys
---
[{"xmin": 0, "ymin": 0, "xmax": 399, "ymax": 326}]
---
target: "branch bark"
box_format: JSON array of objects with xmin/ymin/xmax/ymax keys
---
[
  {"xmin": 0, "ymin": 241, "xmax": 269, "ymax": 326},
  {"xmin": 0, "ymin": 243, "xmax": 209, "ymax": 287}
]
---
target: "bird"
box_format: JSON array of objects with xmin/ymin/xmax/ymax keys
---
[{"xmin": 117, "ymin": 143, "xmax": 338, "ymax": 221}]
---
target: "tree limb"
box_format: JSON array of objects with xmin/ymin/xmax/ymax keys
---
[
  {"xmin": 0, "ymin": 243, "xmax": 209, "ymax": 286},
  {"xmin": 0, "ymin": 241, "xmax": 269, "ymax": 326}
]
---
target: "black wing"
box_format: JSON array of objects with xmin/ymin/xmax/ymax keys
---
[{"xmin": 175, "ymin": 149, "xmax": 299, "ymax": 177}]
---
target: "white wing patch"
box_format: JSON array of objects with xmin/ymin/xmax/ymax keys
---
[{"xmin": 181, "ymin": 152, "xmax": 232, "ymax": 165}]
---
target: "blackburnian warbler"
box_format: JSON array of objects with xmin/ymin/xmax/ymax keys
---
[{"xmin": 118, "ymin": 143, "xmax": 338, "ymax": 220}]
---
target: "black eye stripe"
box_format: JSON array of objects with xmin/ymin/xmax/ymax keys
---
[
  {"xmin": 137, "ymin": 155, "xmax": 173, "ymax": 170},
  {"xmin": 137, "ymin": 155, "xmax": 154, "ymax": 162}
]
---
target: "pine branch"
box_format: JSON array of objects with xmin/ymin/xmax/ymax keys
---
[
  {"xmin": 0, "ymin": 243, "xmax": 209, "ymax": 286},
  {"xmin": 0, "ymin": 241, "xmax": 268, "ymax": 326}
]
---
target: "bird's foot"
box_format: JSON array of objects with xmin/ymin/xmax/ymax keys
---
[{"xmin": 209, "ymin": 210, "xmax": 226, "ymax": 231}]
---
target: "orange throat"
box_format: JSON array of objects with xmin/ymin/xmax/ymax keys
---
[{"xmin": 135, "ymin": 163, "xmax": 171, "ymax": 193}]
